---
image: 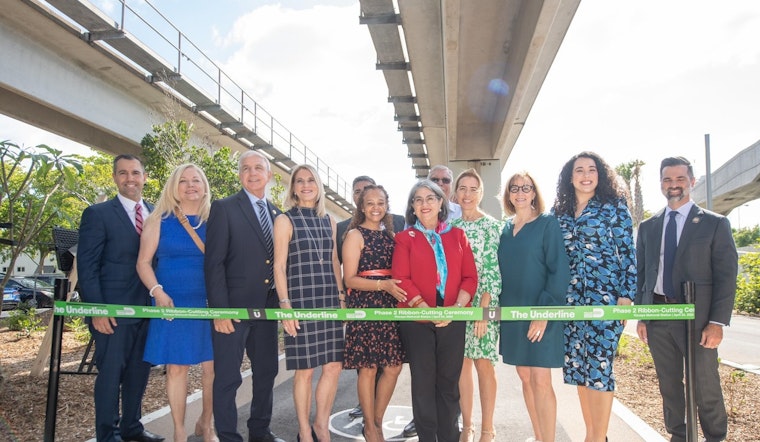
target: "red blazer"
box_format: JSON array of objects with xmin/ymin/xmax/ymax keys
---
[{"xmin": 392, "ymin": 226, "xmax": 478, "ymax": 308}]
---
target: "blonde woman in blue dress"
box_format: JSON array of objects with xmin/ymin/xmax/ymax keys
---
[{"xmin": 450, "ymin": 169, "xmax": 502, "ymax": 442}]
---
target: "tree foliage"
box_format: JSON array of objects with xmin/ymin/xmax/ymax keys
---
[
  {"xmin": 140, "ymin": 120, "xmax": 240, "ymax": 202},
  {"xmin": 140, "ymin": 119, "xmax": 285, "ymax": 207},
  {"xmin": 736, "ymin": 252, "xmax": 760, "ymax": 314},
  {"xmin": 615, "ymin": 159, "xmax": 645, "ymax": 226},
  {"xmin": 733, "ymin": 225, "xmax": 760, "ymax": 248},
  {"xmin": 0, "ymin": 141, "xmax": 82, "ymax": 287}
]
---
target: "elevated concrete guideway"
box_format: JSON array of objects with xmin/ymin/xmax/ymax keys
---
[
  {"xmin": 0, "ymin": 0, "xmax": 580, "ymax": 218},
  {"xmin": 692, "ymin": 139, "xmax": 760, "ymax": 216},
  {"xmin": 361, "ymin": 0, "xmax": 581, "ymax": 214}
]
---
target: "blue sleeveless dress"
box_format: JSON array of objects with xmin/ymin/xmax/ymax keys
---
[{"xmin": 144, "ymin": 214, "xmax": 213, "ymax": 365}]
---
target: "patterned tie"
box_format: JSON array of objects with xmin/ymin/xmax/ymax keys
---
[
  {"xmin": 256, "ymin": 200, "xmax": 274, "ymax": 288},
  {"xmin": 256, "ymin": 200, "xmax": 274, "ymax": 256},
  {"xmin": 663, "ymin": 211, "xmax": 678, "ymax": 300},
  {"xmin": 135, "ymin": 203, "xmax": 143, "ymax": 235}
]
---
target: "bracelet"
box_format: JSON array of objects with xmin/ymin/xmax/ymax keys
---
[
  {"xmin": 376, "ymin": 279, "xmax": 382, "ymax": 291},
  {"xmin": 409, "ymin": 297, "xmax": 423, "ymax": 308},
  {"xmin": 148, "ymin": 284, "xmax": 163, "ymax": 297},
  {"xmin": 279, "ymin": 299, "xmax": 291, "ymax": 304}
]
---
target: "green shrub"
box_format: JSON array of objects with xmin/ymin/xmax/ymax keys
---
[
  {"xmin": 65, "ymin": 316, "xmax": 91, "ymax": 344},
  {"xmin": 736, "ymin": 253, "xmax": 760, "ymax": 314},
  {"xmin": 6, "ymin": 304, "xmax": 44, "ymax": 337}
]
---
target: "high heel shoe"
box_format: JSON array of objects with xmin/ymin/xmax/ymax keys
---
[
  {"xmin": 459, "ymin": 426, "xmax": 474, "ymax": 442},
  {"xmin": 479, "ymin": 429, "xmax": 495, "ymax": 442},
  {"xmin": 312, "ymin": 426, "xmax": 320, "ymax": 442},
  {"xmin": 194, "ymin": 421, "xmax": 219, "ymax": 442}
]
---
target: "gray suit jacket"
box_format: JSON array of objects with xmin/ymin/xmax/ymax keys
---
[{"xmin": 635, "ymin": 203, "xmax": 738, "ymax": 328}]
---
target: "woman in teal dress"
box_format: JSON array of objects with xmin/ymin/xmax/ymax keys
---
[
  {"xmin": 451, "ymin": 169, "xmax": 502, "ymax": 442},
  {"xmin": 498, "ymin": 171, "xmax": 570, "ymax": 442},
  {"xmin": 137, "ymin": 164, "xmax": 216, "ymax": 442}
]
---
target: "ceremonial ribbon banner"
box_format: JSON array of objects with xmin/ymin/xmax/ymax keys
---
[{"xmin": 54, "ymin": 301, "xmax": 694, "ymax": 321}]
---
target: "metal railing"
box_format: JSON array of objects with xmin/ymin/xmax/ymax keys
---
[{"xmin": 45, "ymin": 0, "xmax": 352, "ymax": 206}]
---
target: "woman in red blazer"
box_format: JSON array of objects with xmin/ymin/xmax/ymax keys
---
[{"xmin": 392, "ymin": 179, "xmax": 478, "ymax": 442}]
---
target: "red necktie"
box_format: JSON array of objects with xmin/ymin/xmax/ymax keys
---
[{"xmin": 135, "ymin": 203, "xmax": 143, "ymax": 235}]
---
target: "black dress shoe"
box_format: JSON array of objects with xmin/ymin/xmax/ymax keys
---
[
  {"xmin": 123, "ymin": 430, "xmax": 165, "ymax": 442},
  {"xmin": 249, "ymin": 432, "xmax": 285, "ymax": 442},
  {"xmin": 349, "ymin": 404, "xmax": 363, "ymax": 419},
  {"xmin": 402, "ymin": 420, "xmax": 417, "ymax": 438}
]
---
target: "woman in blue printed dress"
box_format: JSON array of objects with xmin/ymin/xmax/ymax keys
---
[{"xmin": 552, "ymin": 152, "xmax": 636, "ymax": 442}]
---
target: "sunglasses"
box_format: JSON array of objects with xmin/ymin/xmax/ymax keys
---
[{"xmin": 431, "ymin": 177, "xmax": 451, "ymax": 184}]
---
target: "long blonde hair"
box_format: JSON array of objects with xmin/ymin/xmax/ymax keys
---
[
  {"xmin": 152, "ymin": 163, "xmax": 211, "ymax": 222},
  {"xmin": 285, "ymin": 164, "xmax": 326, "ymax": 217}
]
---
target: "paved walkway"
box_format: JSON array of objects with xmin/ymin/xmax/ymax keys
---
[{"xmin": 134, "ymin": 354, "xmax": 664, "ymax": 442}]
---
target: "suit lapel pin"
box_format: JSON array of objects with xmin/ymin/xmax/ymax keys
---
[
  {"xmin": 692, "ymin": 217, "xmax": 700, "ymax": 224},
  {"xmin": 409, "ymin": 231, "xmax": 416, "ymax": 237}
]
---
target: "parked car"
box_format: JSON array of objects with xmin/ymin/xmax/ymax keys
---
[
  {"xmin": 2, "ymin": 287, "xmax": 23, "ymax": 310},
  {"xmin": 1, "ymin": 276, "xmax": 55, "ymax": 309},
  {"xmin": 27, "ymin": 274, "xmax": 66, "ymax": 286}
]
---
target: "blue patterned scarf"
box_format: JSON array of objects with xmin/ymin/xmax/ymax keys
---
[{"xmin": 414, "ymin": 220, "xmax": 452, "ymax": 299}]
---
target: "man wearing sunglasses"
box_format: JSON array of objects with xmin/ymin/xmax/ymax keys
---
[{"xmin": 428, "ymin": 165, "xmax": 462, "ymax": 222}]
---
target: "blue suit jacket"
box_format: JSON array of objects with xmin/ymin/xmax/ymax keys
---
[{"xmin": 77, "ymin": 197, "xmax": 152, "ymax": 323}]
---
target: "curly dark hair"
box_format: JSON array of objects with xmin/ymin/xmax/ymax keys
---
[
  {"xmin": 345, "ymin": 184, "xmax": 395, "ymax": 238},
  {"xmin": 553, "ymin": 151, "xmax": 626, "ymax": 217}
]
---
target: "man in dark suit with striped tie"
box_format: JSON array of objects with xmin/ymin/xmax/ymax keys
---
[
  {"xmin": 636, "ymin": 156, "xmax": 737, "ymax": 442},
  {"xmin": 205, "ymin": 150, "xmax": 284, "ymax": 442},
  {"xmin": 78, "ymin": 154, "xmax": 164, "ymax": 442}
]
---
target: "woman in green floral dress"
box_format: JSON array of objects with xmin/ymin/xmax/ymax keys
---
[{"xmin": 450, "ymin": 169, "xmax": 503, "ymax": 442}]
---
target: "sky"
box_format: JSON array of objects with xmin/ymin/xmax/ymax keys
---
[{"xmin": 2, "ymin": 0, "xmax": 760, "ymax": 227}]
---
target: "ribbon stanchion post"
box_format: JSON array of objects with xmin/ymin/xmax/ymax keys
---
[
  {"xmin": 683, "ymin": 281, "xmax": 698, "ymax": 442},
  {"xmin": 44, "ymin": 278, "xmax": 68, "ymax": 442}
]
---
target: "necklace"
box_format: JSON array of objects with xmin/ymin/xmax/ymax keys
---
[
  {"xmin": 178, "ymin": 206, "xmax": 203, "ymax": 230},
  {"xmin": 298, "ymin": 207, "xmax": 326, "ymax": 263},
  {"xmin": 461, "ymin": 211, "xmax": 483, "ymax": 222}
]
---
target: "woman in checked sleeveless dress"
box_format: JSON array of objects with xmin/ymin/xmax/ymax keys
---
[{"xmin": 273, "ymin": 164, "xmax": 345, "ymax": 442}]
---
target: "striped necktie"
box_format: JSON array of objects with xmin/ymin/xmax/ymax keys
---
[
  {"xmin": 135, "ymin": 203, "xmax": 143, "ymax": 235},
  {"xmin": 256, "ymin": 200, "xmax": 274, "ymax": 256},
  {"xmin": 256, "ymin": 200, "xmax": 274, "ymax": 288}
]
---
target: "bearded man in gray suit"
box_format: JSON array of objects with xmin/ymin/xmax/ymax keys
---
[{"xmin": 635, "ymin": 156, "xmax": 737, "ymax": 442}]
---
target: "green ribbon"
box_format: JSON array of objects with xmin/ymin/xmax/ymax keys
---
[{"xmin": 54, "ymin": 301, "xmax": 695, "ymax": 321}]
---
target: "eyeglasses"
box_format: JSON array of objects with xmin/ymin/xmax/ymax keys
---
[
  {"xmin": 509, "ymin": 184, "xmax": 534, "ymax": 193},
  {"xmin": 430, "ymin": 177, "xmax": 451, "ymax": 184},
  {"xmin": 412, "ymin": 195, "xmax": 441, "ymax": 206}
]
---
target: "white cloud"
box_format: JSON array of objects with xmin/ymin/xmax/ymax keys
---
[
  {"xmin": 506, "ymin": 0, "xmax": 760, "ymax": 221},
  {"xmin": 217, "ymin": 3, "xmax": 416, "ymax": 209}
]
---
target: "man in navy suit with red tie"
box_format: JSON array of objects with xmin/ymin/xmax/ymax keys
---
[
  {"xmin": 78, "ymin": 154, "xmax": 164, "ymax": 442},
  {"xmin": 636, "ymin": 156, "xmax": 737, "ymax": 442},
  {"xmin": 205, "ymin": 150, "xmax": 284, "ymax": 442}
]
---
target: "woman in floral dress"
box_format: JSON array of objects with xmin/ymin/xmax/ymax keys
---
[
  {"xmin": 450, "ymin": 169, "xmax": 502, "ymax": 442},
  {"xmin": 342, "ymin": 185, "xmax": 407, "ymax": 442},
  {"xmin": 552, "ymin": 151, "xmax": 636, "ymax": 442}
]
